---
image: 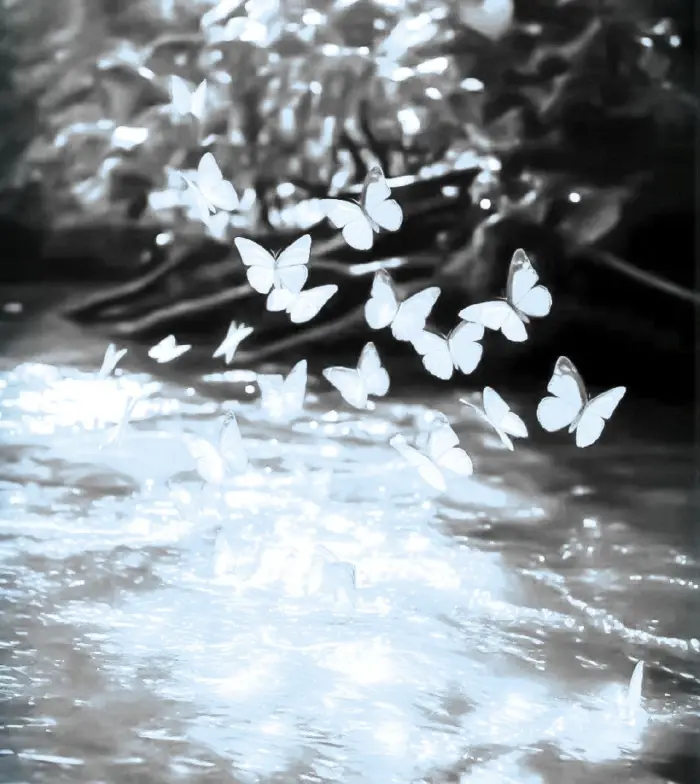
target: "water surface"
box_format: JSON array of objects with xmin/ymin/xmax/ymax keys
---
[{"xmin": 0, "ymin": 294, "xmax": 698, "ymax": 784}]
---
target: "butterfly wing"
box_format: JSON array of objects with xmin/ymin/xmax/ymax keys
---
[
  {"xmin": 365, "ymin": 269, "xmax": 400, "ymax": 331},
  {"xmin": 286, "ymin": 285, "xmax": 338, "ymax": 324},
  {"xmin": 574, "ymin": 386, "xmax": 626, "ymax": 448},
  {"xmin": 169, "ymin": 75, "xmax": 194, "ymax": 115},
  {"xmin": 320, "ymin": 199, "xmax": 375, "ymax": 251},
  {"xmin": 426, "ymin": 419, "xmax": 474, "ymax": 478},
  {"xmin": 389, "ymin": 434, "xmax": 446, "ymax": 492},
  {"xmin": 235, "ymin": 237, "xmax": 277, "ymax": 294},
  {"xmin": 362, "ymin": 171, "xmax": 403, "ymax": 232},
  {"xmin": 507, "ymin": 249, "xmax": 552, "ymax": 319},
  {"xmin": 275, "ymin": 234, "xmax": 311, "ymax": 294},
  {"xmin": 219, "ymin": 412, "xmax": 249, "ymax": 474},
  {"xmin": 392, "ymin": 286, "xmax": 440, "ymax": 342},
  {"xmin": 197, "ymin": 153, "xmax": 239, "ymax": 211},
  {"xmin": 536, "ymin": 356, "xmax": 587, "ymax": 432},
  {"xmin": 190, "ymin": 80, "xmax": 208, "ymax": 121},
  {"xmin": 323, "ymin": 367, "xmax": 367, "ymax": 409},
  {"xmin": 357, "ymin": 341, "xmax": 390, "ymax": 398},
  {"xmin": 266, "ymin": 287, "xmax": 295, "ymax": 313},
  {"xmin": 182, "ymin": 434, "xmax": 227, "ymax": 485},
  {"xmin": 483, "ymin": 386, "xmax": 528, "ymax": 439},
  {"xmin": 447, "ymin": 321, "xmax": 485, "ymax": 375},
  {"xmin": 412, "ymin": 331, "xmax": 454, "ymax": 380},
  {"xmin": 281, "ymin": 359, "xmax": 308, "ymax": 415},
  {"xmin": 458, "ymin": 300, "xmax": 527, "ymax": 342},
  {"xmin": 98, "ymin": 343, "xmax": 126, "ymax": 378}
]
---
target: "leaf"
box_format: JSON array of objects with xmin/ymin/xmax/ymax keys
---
[{"xmin": 558, "ymin": 188, "xmax": 628, "ymax": 246}]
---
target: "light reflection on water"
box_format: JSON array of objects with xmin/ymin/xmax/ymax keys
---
[{"xmin": 0, "ymin": 359, "xmax": 698, "ymax": 783}]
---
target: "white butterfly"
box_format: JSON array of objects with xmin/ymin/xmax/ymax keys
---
[
  {"xmin": 412, "ymin": 321, "xmax": 485, "ymax": 380},
  {"xmin": 213, "ymin": 321, "xmax": 253, "ymax": 364},
  {"xmin": 322, "ymin": 341, "xmax": 390, "ymax": 410},
  {"xmin": 257, "ymin": 359, "xmax": 307, "ymax": 421},
  {"xmin": 169, "ymin": 75, "xmax": 207, "ymax": 121},
  {"xmin": 266, "ymin": 284, "xmax": 338, "ymax": 324},
  {"xmin": 102, "ymin": 396, "xmax": 138, "ymax": 449},
  {"xmin": 320, "ymin": 165, "xmax": 403, "ymax": 251},
  {"xmin": 181, "ymin": 412, "xmax": 249, "ymax": 486},
  {"xmin": 389, "ymin": 416, "xmax": 473, "ymax": 492},
  {"xmin": 365, "ymin": 269, "xmax": 441, "ymax": 342},
  {"xmin": 180, "ymin": 153, "xmax": 239, "ymax": 226},
  {"xmin": 234, "ymin": 234, "xmax": 311, "ymax": 296},
  {"xmin": 97, "ymin": 343, "xmax": 127, "ymax": 379},
  {"xmin": 460, "ymin": 386, "xmax": 528, "ymax": 451},
  {"xmin": 306, "ymin": 545, "xmax": 356, "ymax": 607},
  {"xmin": 459, "ymin": 248, "xmax": 552, "ymax": 342},
  {"xmin": 148, "ymin": 335, "xmax": 192, "ymax": 363},
  {"xmin": 536, "ymin": 356, "xmax": 626, "ymax": 448}
]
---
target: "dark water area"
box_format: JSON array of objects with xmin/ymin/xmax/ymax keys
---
[{"xmin": 0, "ymin": 283, "xmax": 698, "ymax": 783}]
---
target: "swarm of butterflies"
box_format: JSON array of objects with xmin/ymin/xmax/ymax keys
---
[{"xmin": 118, "ymin": 121, "xmax": 627, "ymax": 494}]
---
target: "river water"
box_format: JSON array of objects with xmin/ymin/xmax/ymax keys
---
[{"xmin": 0, "ymin": 291, "xmax": 698, "ymax": 784}]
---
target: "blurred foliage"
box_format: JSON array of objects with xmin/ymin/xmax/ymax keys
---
[{"xmin": 0, "ymin": 0, "xmax": 695, "ymax": 295}]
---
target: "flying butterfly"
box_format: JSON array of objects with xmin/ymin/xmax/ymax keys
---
[
  {"xmin": 459, "ymin": 249, "xmax": 552, "ymax": 342},
  {"xmin": 365, "ymin": 269, "xmax": 441, "ymax": 343},
  {"xmin": 536, "ymin": 356, "xmax": 626, "ymax": 448},
  {"xmin": 257, "ymin": 359, "xmax": 307, "ymax": 421},
  {"xmin": 180, "ymin": 153, "xmax": 239, "ymax": 226},
  {"xmin": 266, "ymin": 284, "xmax": 338, "ymax": 324},
  {"xmin": 181, "ymin": 412, "xmax": 249, "ymax": 486},
  {"xmin": 412, "ymin": 322, "xmax": 485, "ymax": 380},
  {"xmin": 460, "ymin": 386, "xmax": 528, "ymax": 451},
  {"xmin": 169, "ymin": 75, "xmax": 208, "ymax": 121},
  {"xmin": 97, "ymin": 343, "xmax": 127, "ymax": 379},
  {"xmin": 389, "ymin": 415, "xmax": 473, "ymax": 493},
  {"xmin": 213, "ymin": 321, "xmax": 254, "ymax": 364},
  {"xmin": 148, "ymin": 335, "xmax": 191, "ymax": 363},
  {"xmin": 234, "ymin": 234, "xmax": 311, "ymax": 296},
  {"xmin": 323, "ymin": 342, "xmax": 390, "ymax": 410},
  {"xmin": 320, "ymin": 165, "xmax": 403, "ymax": 251}
]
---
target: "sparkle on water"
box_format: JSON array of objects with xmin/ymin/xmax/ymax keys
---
[{"xmin": 0, "ymin": 356, "xmax": 698, "ymax": 783}]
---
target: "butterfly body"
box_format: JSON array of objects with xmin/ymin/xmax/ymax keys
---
[
  {"xmin": 536, "ymin": 356, "xmax": 626, "ymax": 448},
  {"xmin": 323, "ymin": 342, "xmax": 390, "ymax": 410},
  {"xmin": 459, "ymin": 249, "xmax": 551, "ymax": 342}
]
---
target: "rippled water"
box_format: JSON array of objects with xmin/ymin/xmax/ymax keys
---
[{"xmin": 1, "ymin": 301, "xmax": 698, "ymax": 784}]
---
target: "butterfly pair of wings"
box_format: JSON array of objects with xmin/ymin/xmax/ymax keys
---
[
  {"xmin": 213, "ymin": 321, "xmax": 254, "ymax": 364},
  {"xmin": 182, "ymin": 412, "xmax": 249, "ymax": 485},
  {"xmin": 321, "ymin": 167, "xmax": 404, "ymax": 251},
  {"xmin": 256, "ymin": 359, "xmax": 308, "ymax": 420},
  {"xmin": 390, "ymin": 417, "xmax": 473, "ymax": 493},
  {"xmin": 234, "ymin": 234, "xmax": 338, "ymax": 324},
  {"xmin": 180, "ymin": 153, "xmax": 239, "ymax": 225},
  {"xmin": 98, "ymin": 343, "xmax": 127, "ymax": 379},
  {"xmin": 169, "ymin": 75, "xmax": 207, "ymax": 121},
  {"xmin": 148, "ymin": 335, "xmax": 192, "ymax": 363},
  {"xmin": 459, "ymin": 249, "xmax": 552, "ymax": 342},
  {"xmin": 461, "ymin": 387, "xmax": 528, "ymax": 451},
  {"xmin": 537, "ymin": 357, "xmax": 626, "ymax": 448},
  {"xmin": 322, "ymin": 342, "xmax": 390, "ymax": 410}
]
